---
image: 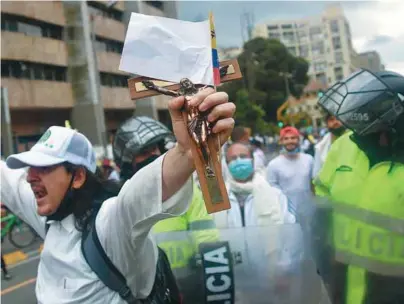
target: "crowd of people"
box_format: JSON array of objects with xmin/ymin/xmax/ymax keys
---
[{"xmin": 1, "ymin": 68, "xmax": 403, "ymax": 303}]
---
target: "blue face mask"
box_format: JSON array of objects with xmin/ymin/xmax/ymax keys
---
[{"xmin": 228, "ymin": 158, "xmax": 254, "ymax": 181}]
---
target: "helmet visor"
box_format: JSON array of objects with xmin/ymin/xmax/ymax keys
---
[{"xmin": 318, "ymin": 69, "xmax": 404, "ymax": 135}]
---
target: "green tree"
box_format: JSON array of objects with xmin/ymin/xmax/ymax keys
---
[
  {"xmin": 230, "ymin": 89, "xmax": 271, "ymax": 134},
  {"xmin": 221, "ymin": 37, "xmax": 309, "ymax": 123}
]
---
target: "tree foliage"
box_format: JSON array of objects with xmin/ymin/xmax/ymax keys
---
[{"xmin": 220, "ymin": 37, "xmax": 310, "ymax": 127}]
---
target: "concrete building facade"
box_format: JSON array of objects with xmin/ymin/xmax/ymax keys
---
[
  {"xmin": 1, "ymin": 0, "xmax": 176, "ymax": 155},
  {"xmin": 354, "ymin": 51, "xmax": 385, "ymax": 73},
  {"xmin": 253, "ymin": 5, "xmax": 357, "ymax": 87}
]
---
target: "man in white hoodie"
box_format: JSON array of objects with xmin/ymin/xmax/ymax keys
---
[
  {"xmin": 312, "ymin": 113, "xmax": 346, "ymax": 178},
  {"xmin": 213, "ymin": 142, "xmax": 295, "ymax": 228}
]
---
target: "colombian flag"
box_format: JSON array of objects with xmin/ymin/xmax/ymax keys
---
[{"xmin": 209, "ymin": 12, "xmax": 220, "ymax": 86}]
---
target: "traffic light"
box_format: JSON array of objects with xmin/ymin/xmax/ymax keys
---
[
  {"xmin": 277, "ymin": 121, "xmax": 284, "ymax": 128},
  {"xmin": 317, "ymin": 90, "xmax": 324, "ymax": 98}
]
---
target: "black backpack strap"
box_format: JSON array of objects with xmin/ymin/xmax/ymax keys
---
[{"xmin": 81, "ymin": 205, "xmax": 137, "ymax": 304}]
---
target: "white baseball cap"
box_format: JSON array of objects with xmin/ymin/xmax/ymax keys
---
[{"xmin": 6, "ymin": 126, "xmax": 97, "ymax": 173}]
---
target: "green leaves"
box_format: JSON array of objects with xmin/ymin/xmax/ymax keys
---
[{"xmin": 225, "ymin": 37, "xmax": 310, "ymax": 126}]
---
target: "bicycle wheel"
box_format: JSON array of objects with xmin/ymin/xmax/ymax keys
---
[{"xmin": 8, "ymin": 221, "xmax": 37, "ymax": 249}]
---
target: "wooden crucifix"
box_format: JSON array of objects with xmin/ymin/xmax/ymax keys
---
[{"xmin": 127, "ymin": 59, "xmax": 242, "ymax": 213}]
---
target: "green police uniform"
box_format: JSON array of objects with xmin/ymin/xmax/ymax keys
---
[{"xmin": 314, "ymin": 132, "xmax": 404, "ymax": 303}]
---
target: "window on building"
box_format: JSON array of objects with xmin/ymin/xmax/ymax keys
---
[
  {"xmin": 1, "ymin": 13, "xmax": 63, "ymax": 40},
  {"xmin": 95, "ymin": 39, "xmax": 107, "ymax": 52},
  {"xmin": 1, "ymin": 16, "xmax": 18, "ymax": 32},
  {"xmin": 311, "ymin": 41, "xmax": 324, "ymax": 56},
  {"xmin": 314, "ymin": 61, "xmax": 327, "ymax": 72},
  {"xmin": 334, "ymin": 67, "xmax": 344, "ymax": 81},
  {"xmin": 332, "ymin": 36, "xmax": 341, "ymax": 50},
  {"xmin": 42, "ymin": 25, "xmax": 63, "ymax": 40},
  {"xmin": 299, "ymin": 45, "xmax": 309, "ymax": 57},
  {"xmin": 100, "ymin": 72, "xmax": 128, "ymax": 87},
  {"xmin": 309, "ymin": 26, "xmax": 323, "ymax": 41},
  {"xmin": 1, "ymin": 60, "xmax": 67, "ymax": 82},
  {"xmin": 87, "ymin": 1, "xmax": 123, "ymax": 21},
  {"xmin": 145, "ymin": 1, "xmax": 164, "ymax": 10},
  {"xmin": 269, "ymin": 32, "xmax": 280, "ymax": 40},
  {"xmin": 335, "ymin": 52, "xmax": 344, "ymax": 64},
  {"xmin": 316, "ymin": 73, "xmax": 327, "ymax": 86},
  {"xmin": 282, "ymin": 31, "xmax": 295, "ymax": 44},
  {"xmin": 330, "ymin": 20, "xmax": 339, "ymax": 34},
  {"xmin": 297, "ymin": 30, "xmax": 308, "ymax": 43},
  {"xmin": 281, "ymin": 24, "xmax": 293, "ymax": 30},
  {"xmin": 18, "ymin": 22, "xmax": 42, "ymax": 37},
  {"xmin": 95, "ymin": 36, "xmax": 124, "ymax": 54},
  {"xmin": 267, "ymin": 25, "xmax": 278, "ymax": 30}
]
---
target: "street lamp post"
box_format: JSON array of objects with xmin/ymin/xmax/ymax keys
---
[
  {"xmin": 279, "ymin": 71, "xmax": 292, "ymax": 97},
  {"xmin": 279, "ymin": 71, "xmax": 294, "ymax": 126}
]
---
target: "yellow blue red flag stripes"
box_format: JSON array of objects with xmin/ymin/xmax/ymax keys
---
[{"xmin": 209, "ymin": 12, "xmax": 220, "ymax": 86}]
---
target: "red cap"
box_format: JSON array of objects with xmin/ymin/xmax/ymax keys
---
[
  {"xmin": 102, "ymin": 159, "xmax": 111, "ymax": 167},
  {"xmin": 280, "ymin": 126, "xmax": 300, "ymax": 139}
]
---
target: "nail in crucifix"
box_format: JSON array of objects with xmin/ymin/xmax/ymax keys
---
[{"xmin": 127, "ymin": 60, "xmax": 242, "ymax": 213}]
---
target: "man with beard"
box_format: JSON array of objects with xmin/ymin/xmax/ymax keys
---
[
  {"xmin": 312, "ymin": 113, "xmax": 346, "ymax": 178},
  {"xmin": 266, "ymin": 126, "xmax": 314, "ymax": 219}
]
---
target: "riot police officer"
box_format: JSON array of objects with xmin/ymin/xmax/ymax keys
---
[
  {"xmin": 313, "ymin": 69, "xmax": 404, "ymax": 303},
  {"xmin": 112, "ymin": 116, "xmax": 219, "ymax": 303}
]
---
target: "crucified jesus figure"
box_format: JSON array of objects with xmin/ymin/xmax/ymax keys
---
[{"xmin": 142, "ymin": 78, "xmax": 216, "ymax": 178}]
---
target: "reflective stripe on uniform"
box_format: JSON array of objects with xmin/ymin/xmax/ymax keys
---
[
  {"xmin": 315, "ymin": 198, "xmax": 404, "ymax": 235},
  {"xmin": 154, "ymin": 231, "xmax": 190, "ymax": 243},
  {"xmin": 335, "ymin": 250, "xmax": 404, "ymax": 277},
  {"xmin": 188, "ymin": 220, "xmax": 216, "ymax": 231}
]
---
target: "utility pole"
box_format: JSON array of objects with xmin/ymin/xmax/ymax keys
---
[
  {"xmin": 63, "ymin": 0, "xmax": 109, "ymax": 156},
  {"xmin": 279, "ymin": 72, "xmax": 292, "ymax": 97},
  {"xmin": 279, "ymin": 71, "xmax": 293, "ymax": 126},
  {"xmin": 1, "ymin": 87, "xmax": 14, "ymax": 157}
]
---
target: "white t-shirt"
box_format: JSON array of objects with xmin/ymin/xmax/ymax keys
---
[
  {"xmin": 0, "ymin": 155, "xmax": 193, "ymax": 303},
  {"xmin": 253, "ymin": 148, "xmax": 267, "ymax": 172},
  {"xmin": 266, "ymin": 153, "xmax": 314, "ymax": 217}
]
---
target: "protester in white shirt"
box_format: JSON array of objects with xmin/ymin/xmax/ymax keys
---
[
  {"xmin": 312, "ymin": 113, "xmax": 346, "ymax": 178},
  {"xmin": 213, "ymin": 142, "xmax": 295, "ymax": 228},
  {"xmin": 266, "ymin": 126, "xmax": 314, "ymax": 221},
  {"xmin": 0, "ymin": 88, "xmax": 235, "ymax": 303},
  {"xmin": 250, "ymin": 137, "xmax": 267, "ymax": 173}
]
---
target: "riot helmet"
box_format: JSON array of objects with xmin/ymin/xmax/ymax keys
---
[
  {"xmin": 113, "ymin": 116, "xmax": 174, "ymax": 180},
  {"xmin": 318, "ymin": 69, "xmax": 404, "ymax": 136}
]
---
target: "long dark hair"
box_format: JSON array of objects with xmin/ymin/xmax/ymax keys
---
[{"xmin": 63, "ymin": 163, "xmax": 122, "ymax": 232}]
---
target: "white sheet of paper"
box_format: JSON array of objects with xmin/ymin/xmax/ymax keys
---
[{"xmin": 119, "ymin": 12, "xmax": 213, "ymax": 85}]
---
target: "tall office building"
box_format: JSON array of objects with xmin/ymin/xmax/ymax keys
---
[
  {"xmin": 253, "ymin": 5, "xmax": 357, "ymax": 86},
  {"xmin": 1, "ymin": 0, "xmax": 176, "ymax": 155},
  {"xmin": 355, "ymin": 51, "xmax": 385, "ymax": 73}
]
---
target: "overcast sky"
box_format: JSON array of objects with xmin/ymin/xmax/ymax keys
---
[{"xmin": 178, "ymin": 0, "xmax": 404, "ymax": 75}]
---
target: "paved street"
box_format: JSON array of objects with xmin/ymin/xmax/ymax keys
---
[{"xmin": 1, "ymin": 239, "xmax": 42, "ymax": 304}]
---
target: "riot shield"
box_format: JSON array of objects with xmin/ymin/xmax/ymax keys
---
[
  {"xmin": 302, "ymin": 195, "xmax": 404, "ymax": 304},
  {"xmin": 155, "ymin": 225, "xmax": 331, "ymax": 304}
]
